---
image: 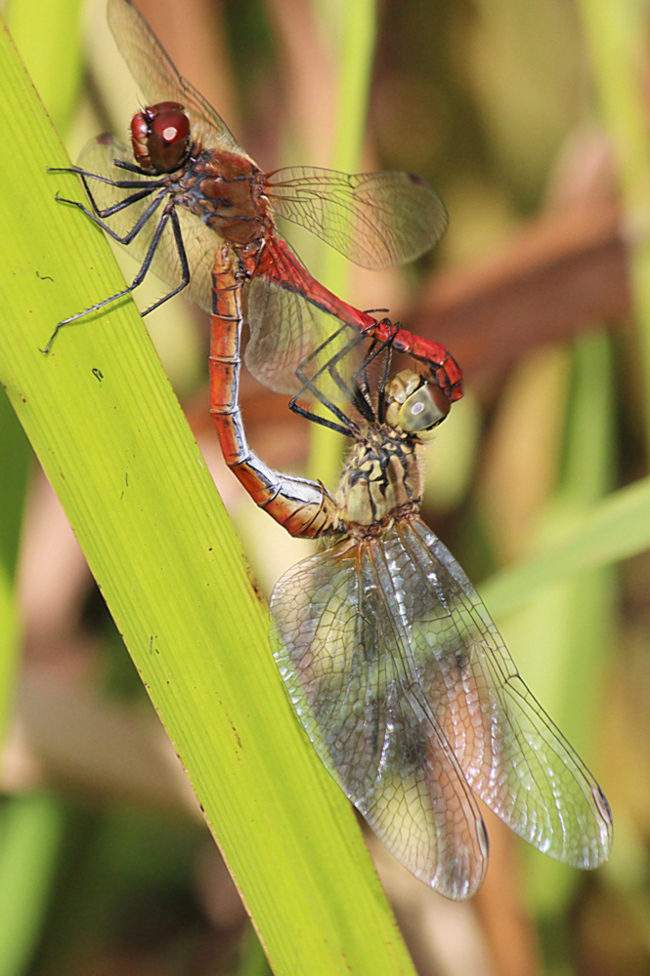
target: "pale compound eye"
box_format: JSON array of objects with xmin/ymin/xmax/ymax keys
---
[{"xmin": 398, "ymin": 383, "xmax": 450, "ymax": 436}]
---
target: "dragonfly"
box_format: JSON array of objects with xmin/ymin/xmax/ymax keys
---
[
  {"xmin": 209, "ymin": 243, "xmax": 612, "ymax": 899},
  {"xmin": 45, "ymin": 0, "xmax": 461, "ymax": 399}
]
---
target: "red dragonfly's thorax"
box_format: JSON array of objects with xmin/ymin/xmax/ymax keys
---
[{"xmin": 175, "ymin": 150, "xmax": 272, "ymax": 247}]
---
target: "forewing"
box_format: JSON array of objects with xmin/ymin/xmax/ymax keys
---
[
  {"xmin": 107, "ymin": 0, "xmax": 243, "ymax": 156},
  {"xmin": 74, "ymin": 136, "xmax": 216, "ymax": 313},
  {"xmin": 396, "ymin": 519, "xmax": 613, "ymax": 869},
  {"xmin": 266, "ymin": 167, "xmax": 448, "ymax": 269},
  {"xmin": 271, "ymin": 536, "xmax": 489, "ymax": 899}
]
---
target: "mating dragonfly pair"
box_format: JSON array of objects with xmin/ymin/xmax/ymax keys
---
[{"xmin": 48, "ymin": 0, "xmax": 612, "ymax": 900}]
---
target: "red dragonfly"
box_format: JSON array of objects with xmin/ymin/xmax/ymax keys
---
[
  {"xmin": 209, "ymin": 244, "xmax": 612, "ymax": 898},
  {"xmin": 46, "ymin": 0, "xmax": 462, "ymax": 399}
]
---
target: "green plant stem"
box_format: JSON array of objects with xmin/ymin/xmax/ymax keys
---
[
  {"xmin": 578, "ymin": 0, "xmax": 650, "ymax": 447},
  {"xmin": 481, "ymin": 470, "xmax": 650, "ymax": 616},
  {"xmin": 513, "ymin": 333, "xmax": 615, "ymax": 914},
  {"xmin": 0, "ymin": 795, "xmax": 65, "ymax": 976},
  {"xmin": 307, "ymin": 0, "xmax": 378, "ymax": 487},
  {"xmin": 0, "ymin": 390, "xmax": 30, "ymax": 745}
]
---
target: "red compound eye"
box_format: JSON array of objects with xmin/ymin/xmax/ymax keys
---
[{"xmin": 130, "ymin": 102, "xmax": 190, "ymax": 173}]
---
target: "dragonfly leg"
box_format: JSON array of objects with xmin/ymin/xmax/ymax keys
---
[
  {"xmin": 52, "ymin": 183, "xmax": 154, "ymax": 221},
  {"xmin": 48, "ymin": 163, "xmax": 166, "ymax": 189},
  {"xmin": 366, "ymin": 319, "xmax": 464, "ymax": 402},
  {"xmin": 54, "ymin": 186, "xmax": 167, "ymax": 245},
  {"xmin": 286, "ymin": 398, "xmax": 354, "ymax": 437},
  {"xmin": 290, "ymin": 325, "xmax": 367, "ymax": 432},
  {"xmin": 41, "ymin": 203, "xmax": 183, "ymax": 354},
  {"xmin": 139, "ymin": 207, "xmax": 191, "ymax": 316},
  {"xmin": 209, "ymin": 246, "xmax": 341, "ymax": 539},
  {"xmin": 294, "ymin": 322, "xmax": 361, "ymax": 388},
  {"xmin": 289, "ymin": 323, "xmax": 398, "ymax": 431},
  {"xmin": 288, "ymin": 357, "xmax": 367, "ymax": 434}
]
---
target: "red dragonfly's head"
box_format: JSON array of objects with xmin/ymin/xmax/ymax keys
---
[{"xmin": 131, "ymin": 101, "xmax": 190, "ymax": 174}]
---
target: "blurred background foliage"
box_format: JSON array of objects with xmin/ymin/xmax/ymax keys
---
[{"xmin": 0, "ymin": 0, "xmax": 649, "ymax": 972}]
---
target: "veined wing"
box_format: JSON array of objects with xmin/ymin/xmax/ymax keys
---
[
  {"xmin": 74, "ymin": 136, "xmax": 216, "ymax": 313},
  {"xmin": 394, "ymin": 518, "xmax": 613, "ymax": 869},
  {"xmin": 266, "ymin": 167, "xmax": 448, "ymax": 270},
  {"xmin": 107, "ymin": 0, "xmax": 243, "ymax": 157},
  {"xmin": 245, "ymin": 242, "xmax": 365, "ymax": 395},
  {"xmin": 270, "ymin": 533, "xmax": 490, "ymax": 899},
  {"xmin": 271, "ymin": 518, "xmax": 613, "ymax": 897},
  {"xmin": 246, "ymin": 278, "xmax": 342, "ymax": 395}
]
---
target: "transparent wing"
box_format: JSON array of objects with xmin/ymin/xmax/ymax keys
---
[
  {"xmin": 245, "ymin": 255, "xmax": 363, "ymax": 396},
  {"xmin": 107, "ymin": 0, "xmax": 243, "ymax": 156},
  {"xmin": 246, "ymin": 280, "xmax": 361, "ymax": 396},
  {"xmin": 271, "ymin": 533, "xmax": 490, "ymax": 899},
  {"xmin": 395, "ymin": 519, "xmax": 613, "ymax": 869},
  {"xmin": 266, "ymin": 167, "xmax": 448, "ymax": 269},
  {"xmin": 271, "ymin": 519, "xmax": 612, "ymax": 897},
  {"xmin": 74, "ymin": 136, "xmax": 217, "ymax": 313}
]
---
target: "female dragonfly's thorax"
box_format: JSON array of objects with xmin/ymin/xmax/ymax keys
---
[
  {"xmin": 335, "ymin": 426, "xmax": 423, "ymax": 528},
  {"xmin": 174, "ymin": 150, "xmax": 272, "ymax": 246}
]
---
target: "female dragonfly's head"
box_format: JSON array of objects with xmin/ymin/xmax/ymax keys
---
[
  {"xmin": 288, "ymin": 330, "xmax": 456, "ymax": 449},
  {"xmin": 334, "ymin": 368, "xmax": 453, "ymax": 528},
  {"xmin": 382, "ymin": 370, "xmax": 451, "ymax": 441}
]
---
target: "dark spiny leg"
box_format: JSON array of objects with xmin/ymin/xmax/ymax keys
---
[
  {"xmin": 41, "ymin": 205, "xmax": 175, "ymax": 353},
  {"xmin": 139, "ymin": 207, "xmax": 190, "ymax": 316},
  {"xmin": 54, "ymin": 186, "xmax": 167, "ymax": 245}
]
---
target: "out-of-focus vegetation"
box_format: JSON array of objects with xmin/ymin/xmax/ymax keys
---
[{"xmin": 0, "ymin": 0, "xmax": 649, "ymax": 972}]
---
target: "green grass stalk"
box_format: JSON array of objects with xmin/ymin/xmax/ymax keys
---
[
  {"xmin": 577, "ymin": 0, "xmax": 650, "ymax": 447},
  {"xmin": 307, "ymin": 0, "xmax": 378, "ymax": 486},
  {"xmin": 0, "ymin": 795, "xmax": 65, "ymax": 976}
]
